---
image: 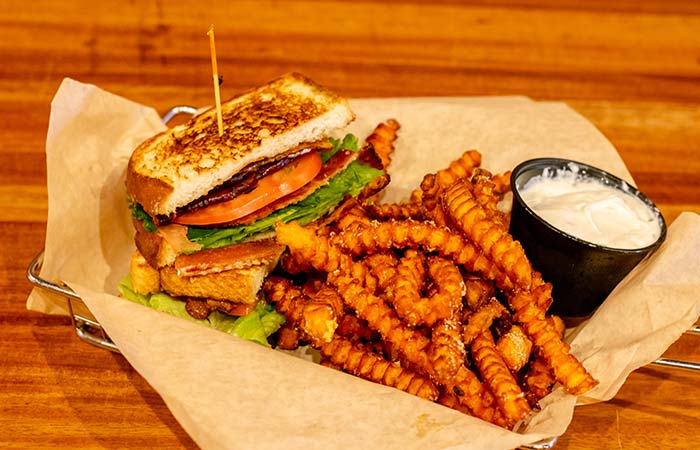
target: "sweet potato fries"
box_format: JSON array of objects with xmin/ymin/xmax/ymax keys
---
[{"xmin": 265, "ymin": 119, "xmax": 597, "ymax": 430}]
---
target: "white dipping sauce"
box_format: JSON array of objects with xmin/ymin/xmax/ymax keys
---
[{"xmin": 519, "ymin": 167, "xmax": 661, "ymax": 249}]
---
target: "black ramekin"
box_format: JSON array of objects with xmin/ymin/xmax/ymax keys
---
[{"xmin": 509, "ymin": 158, "xmax": 667, "ymax": 319}]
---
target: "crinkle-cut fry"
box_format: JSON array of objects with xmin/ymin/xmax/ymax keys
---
[
  {"xmin": 365, "ymin": 252, "xmax": 399, "ymax": 291},
  {"xmin": 391, "ymin": 250, "xmax": 425, "ymax": 324},
  {"xmin": 336, "ymin": 313, "xmax": 378, "ymax": 342},
  {"xmin": 364, "ymin": 201, "xmax": 425, "ymax": 221},
  {"xmin": 330, "ymin": 274, "xmax": 434, "ymax": 373},
  {"xmin": 276, "ymin": 221, "xmax": 343, "ymax": 273},
  {"xmin": 402, "ymin": 255, "xmax": 465, "ymax": 380},
  {"xmin": 301, "ymin": 277, "xmax": 325, "ymax": 297},
  {"xmin": 320, "ymin": 335, "xmax": 439, "ymax": 401},
  {"xmin": 472, "ymin": 331, "xmax": 531, "ymax": 426},
  {"xmin": 357, "ymin": 141, "xmax": 391, "ymax": 201},
  {"xmin": 538, "ymin": 280, "xmax": 555, "ymax": 311},
  {"xmin": 471, "ymin": 174, "xmax": 500, "ymax": 214},
  {"xmin": 428, "ymin": 256, "xmax": 466, "ymax": 311},
  {"xmin": 435, "ymin": 150, "xmax": 482, "ymax": 190},
  {"xmin": 263, "ymin": 277, "xmax": 340, "ymax": 346},
  {"xmin": 420, "ymin": 173, "xmax": 440, "ymax": 210},
  {"xmin": 315, "ymin": 197, "xmax": 367, "ymax": 230},
  {"xmin": 274, "ymin": 221, "xmax": 377, "ymax": 291},
  {"xmin": 496, "ymin": 325, "xmax": 533, "ymax": 373},
  {"xmin": 334, "ymin": 198, "xmax": 372, "ymax": 230},
  {"xmin": 548, "ymin": 314, "xmax": 565, "ymax": 337},
  {"xmin": 430, "ymin": 317, "xmax": 465, "ymax": 380},
  {"xmin": 331, "ymin": 273, "xmax": 502, "ymax": 425},
  {"xmin": 463, "ymin": 298, "xmax": 508, "ymax": 345},
  {"xmin": 263, "ymin": 276, "xmax": 305, "ymax": 325},
  {"xmin": 391, "ymin": 252, "xmax": 466, "ymax": 327},
  {"xmin": 443, "ymin": 180, "xmax": 533, "ymax": 290},
  {"xmin": 409, "ymin": 187, "xmax": 423, "ymax": 205},
  {"xmin": 302, "ymin": 285, "xmax": 345, "ymax": 344},
  {"xmin": 419, "ymin": 173, "xmax": 448, "ymax": 227},
  {"xmin": 365, "ymin": 118, "xmax": 400, "ymax": 170},
  {"xmin": 278, "ymin": 249, "xmax": 314, "ymax": 275},
  {"xmin": 276, "ymin": 324, "xmax": 302, "ymax": 350},
  {"xmin": 430, "ymin": 201, "xmax": 449, "ymax": 228},
  {"xmin": 492, "ymin": 170, "xmax": 512, "ymax": 196},
  {"xmin": 524, "ymin": 356, "xmax": 556, "ymax": 403},
  {"xmin": 439, "ymin": 388, "xmax": 507, "ymax": 429},
  {"xmin": 437, "ymin": 392, "xmax": 472, "ymax": 415},
  {"xmin": 319, "ymin": 358, "xmax": 341, "ymax": 370},
  {"xmin": 310, "ymin": 284, "xmax": 344, "ymax": 318},
  {"xmin": 401, "ymin": 248, "xmax": 427, "ymax": 280},
  {"xmin": 337, "ymin": 220, "xmax": 512, "ymax": 290},
  {"xmin": 464, "ymin": 275, "xmax": 496, "ymax": 312},
  {"xmin": 471, "ymin": 169, "xmax": 509, "ymax": 230},
  {"xmin": 263, "ymin": 277, "xmax": 312, "ymax": 340},
  {"xmin": 448, "ymin": 366, "xmax": 507, "ymax": 427},
  {"xmin": 510, "ymin": 286, "xmax": 598, "ymax": 395}
]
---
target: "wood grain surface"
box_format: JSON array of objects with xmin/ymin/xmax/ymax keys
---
[{"xmin": 1, "ymin": 1, "xmax": 698, "ymax": 449}]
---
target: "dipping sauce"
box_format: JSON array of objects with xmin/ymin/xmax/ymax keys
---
[{"xmin": 520, "ymin": 166, "xmax": 661, "ymax": 249}]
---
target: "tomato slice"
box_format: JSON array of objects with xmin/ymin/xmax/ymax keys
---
[{"xmin": 174, "ymin": 151, "xmax": 322, "ymax": 226}]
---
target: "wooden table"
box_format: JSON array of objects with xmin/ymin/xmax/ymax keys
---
[{"xmin": 2, "ymin": 1, "xmax": 698, "ymax": 448}]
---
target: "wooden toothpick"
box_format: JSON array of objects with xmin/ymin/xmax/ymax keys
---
[{"xmin": 207, "ymin": 24, "xmax": 224, "ymax": 137}]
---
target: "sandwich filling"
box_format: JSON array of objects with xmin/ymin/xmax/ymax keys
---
[
  {"xmin": 131, "ymin": 134, "xmax": 384, "ymax": 250},
  {"xmin": 158, "ymin": 140, "xmax": 328, "ymax": 224},
  {"xmin": 172, "ymin": 150, "xmax": 324, "ymax": 226}
]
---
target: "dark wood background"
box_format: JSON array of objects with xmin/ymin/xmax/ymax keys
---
[{"xmin": 2, "ymin": 1, "xmax": 698, "ymax": 448}]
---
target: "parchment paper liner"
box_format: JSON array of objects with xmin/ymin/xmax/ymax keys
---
[{"xmin": 27, "ymin": 79, "xmax": 700, "ymax": 450}]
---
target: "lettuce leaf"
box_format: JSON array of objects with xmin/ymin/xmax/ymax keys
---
[
  {"xmin": 129, "ymin": 202, "xmax": 157, "ymax": 232},
  {"xmin": 118, "ymin": 275, "xmax": 285, "ymax": 347},
  {"xmin": 186, "ymin": 160, "xmax": 383, "ymax": 249},
  {"xmin": 322, "ymin": 133, "xmax": 359, "ymax": 163}
]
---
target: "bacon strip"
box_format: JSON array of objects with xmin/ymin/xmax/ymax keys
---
[{"xmin": 174, "ymin": 238, "xmax": 284, "ymax": 276}]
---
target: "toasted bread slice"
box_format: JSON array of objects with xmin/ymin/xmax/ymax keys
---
[
  {"xmin": 130, "ymin": 245, "xmax": 278, "ymax": 305},
  {"xmin": 159, "ymin": 264, "xmax": 272, "ymax": 305},
  {"xmin": 131, "ymin": 224, "xmax": 283, "ymax": 305},
  {"xmin": 126, "ymin": 72, "xmax": 355, "ymax": 217},
  {"xmin": 130, "ymin": 250, "xmax": 161, "ymax": 295},
  {"xmin": 133, "ymin": 219, "xmax": 180, "ymax": 268}
]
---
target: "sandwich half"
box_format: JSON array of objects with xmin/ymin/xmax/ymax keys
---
[{"xmin": 122, "ymin": 73, "xmax": 384, "ymax": 330}]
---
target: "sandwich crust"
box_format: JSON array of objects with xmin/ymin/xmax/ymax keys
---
[
  {"xmin": 133, "ymin": 218, "xmax": 179, "ymax": 268},
  {"xmin": 126, "ymin": 72, "xmax": 355, "ymax": 217},
  {"xmin": 159, "ymin": 264, "xmax": 271, "ymax": 305},
  {"xmin": 130, "ymin": 248, "xmax": 276, "ymax": 305},
  {"xmin": 131, "ymin": 218, "xmax": 284, "ymax": 305}
]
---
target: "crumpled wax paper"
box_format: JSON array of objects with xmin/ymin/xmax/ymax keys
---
[{"xmin": 27, "ymin": 79, "xmax": 700, "ymax": 450}]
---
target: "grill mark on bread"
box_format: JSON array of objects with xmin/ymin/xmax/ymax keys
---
[{"xmin": 159, "ymin": 92, "xmax": 325, "ymax": 171}]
